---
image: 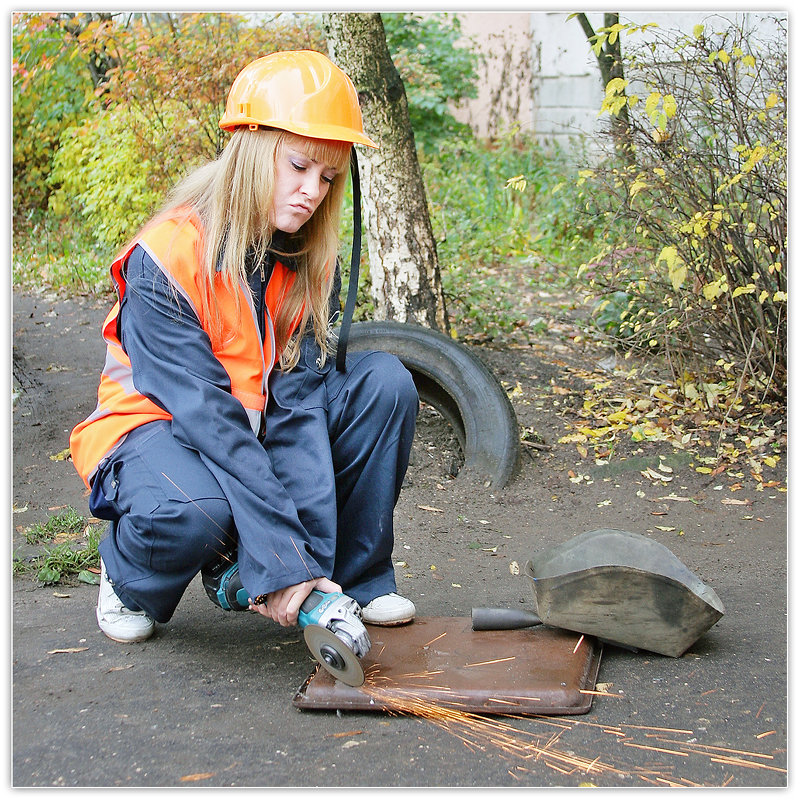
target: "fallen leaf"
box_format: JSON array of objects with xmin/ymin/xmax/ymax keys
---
[
  {"xmin": 417, "ymin": 504, "xmax": 444, "ymax": 513},
  {"xmin": 654, "ymin": 525, "xmax": 676, "ymax": 531},
  {"xmin": 49, "ymin": 448, "xmax": 71, "ymax": 462},
  {"xmin": 78, "ymin": 570, "xmax": 100, "ymax": 585},
  {"xmin": 509, "ymin": 561, "xmax": 519, "ymax": 575},
  {"xmin": 180, "ymin": 773, "xmax": 216, "ymax": 782},
  {"xmin": 326, "ymin": 730, "xmax": 363, "ymax": 738},
  {"xmin": 721, "ymin": 497, "xmax": 751, "ymax": 505},
  {"xmin": 341, "ymin": 740, "xmax": 362, "ymax": 749},
  {"xmin": 47, "ymin": 647, "xmax": 89, "ymax": 654},
  {"xmin": 107, "ymin": 664, "xmax": 134, "ymax": 672},
  {"xmin": 52, "ymin": 592, "xmax": 70, "ymax": 598},
  {"xmin": 642, "ymin": 467, "xmax": 673, "ymax": 483}
]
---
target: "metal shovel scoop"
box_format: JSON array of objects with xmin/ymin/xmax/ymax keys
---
[{"xmin": 474, "ymin": 528, "xmax": 725, "ymax": 657}]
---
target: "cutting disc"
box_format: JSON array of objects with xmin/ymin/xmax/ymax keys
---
[{"xmin": 303, "ymin": 624, "xmax": 365, "ymax": 687}]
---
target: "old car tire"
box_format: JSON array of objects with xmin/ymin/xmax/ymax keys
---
[{"xmin": 345, "ymin": 321, "xmax": 519, "ymax": 488}]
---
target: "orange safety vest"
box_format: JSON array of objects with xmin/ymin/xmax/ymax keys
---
[{"xmin": 70, "ymin": 213, "xmax": 299, "ymax": 487}]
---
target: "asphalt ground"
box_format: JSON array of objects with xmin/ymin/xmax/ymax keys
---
[
  {"xmin": 10, "ymin": 541, "xmax": 788, "ymax": 788},
  {"xmin": 10, "ymin": 289, "xmax": 789, "ymax": 788}
]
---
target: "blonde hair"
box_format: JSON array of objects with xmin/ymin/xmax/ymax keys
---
[{"xmin": 155, "ymin": 127, "xmax": 351, "ymax": 369}]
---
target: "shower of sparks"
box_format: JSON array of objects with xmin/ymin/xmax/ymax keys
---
[
  {"xmin": 289, "ymin": 537, "xmax": 315, "ymax": 578},
  {"xmin": 464, "ymin": 656, "xmax": 516, "ymax": 668},
  {"xmin": 358, "ymin": 670, "xmax": 619, "ymax": 777},
  {"xmin": 350, "ymin": 664, "xmax": 785, "ymax": 785}
]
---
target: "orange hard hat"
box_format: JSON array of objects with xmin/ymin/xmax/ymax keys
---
[{"xmin": 219, "ymin": 50, "xmax": 377, "ymax": 148}]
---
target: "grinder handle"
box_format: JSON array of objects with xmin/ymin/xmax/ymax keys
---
[
  {"xmin": 300, "ymin": 589, "xmax": 325, "ymax": 614},
  {"xmin": 471, "ymin": 607, "xmax": 542, "ymax": 630}
]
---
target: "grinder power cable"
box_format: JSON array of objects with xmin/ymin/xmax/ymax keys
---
[{"xmin": 202, "ymin": 554, "xmax": 371, "ymax": 686}]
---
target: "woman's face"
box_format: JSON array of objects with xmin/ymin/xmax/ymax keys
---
[{"xmin": 270, "ymin": 141, "xmax": 340, "ymax": 233}]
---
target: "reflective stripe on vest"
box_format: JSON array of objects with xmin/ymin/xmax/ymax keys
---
[{"xmin": 70, "ymin": 214, "xmax": 297, "ymax": 487}]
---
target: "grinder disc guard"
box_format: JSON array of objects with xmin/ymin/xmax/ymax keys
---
[{"xmin": 304, "ymin": 624, "xmax": 365, "ymax": 687}]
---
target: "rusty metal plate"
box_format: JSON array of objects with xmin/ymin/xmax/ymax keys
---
[{"xmin": 294, "ymin": 616, "xmax": 602, "ymax": 716}]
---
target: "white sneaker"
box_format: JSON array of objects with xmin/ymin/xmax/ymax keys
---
[
  {"xmin": 96, "ymin": 561, "xmax": 155, "ymax": 643},
  {"xmin": 361, "ymin": 593, "xmax": 415, "ymax": 626}
]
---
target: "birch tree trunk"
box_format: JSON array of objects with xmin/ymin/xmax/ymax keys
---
[{"xmin": 323, "ymin": 12, "xmax": 449, "ymax": 332}]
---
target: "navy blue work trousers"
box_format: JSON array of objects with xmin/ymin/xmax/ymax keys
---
[{"xmin": 91, "ymin": 340, "xmax": 418, "ymax": 623}]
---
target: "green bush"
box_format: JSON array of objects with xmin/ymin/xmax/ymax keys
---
[
  {"xmin": 383, "ymin": 12, "xmax": 478, "ymax": 151},
  {"xmin": 577, "ymin": 15, "xmax": 787, "ymax": 401},
  {"xmin": 48, "ymin": 106, "xmax": 163, "ymax": 249},
  {"xmin": 13, "ymin": 12, "xmax": 94, "ymax": 213}
]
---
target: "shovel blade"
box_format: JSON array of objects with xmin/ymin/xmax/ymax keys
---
[{"xmin": 525, "ymin": 529, "xmax": 725, "ymax": 657}]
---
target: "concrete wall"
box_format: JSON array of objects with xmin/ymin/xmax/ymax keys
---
[
  {"xmin": 451, "ymin": 12, "xmax": 533, "ymax": 140},
  {"xmin": 453, "ymin": 11, "xmax": 787, "ymax": 149}
]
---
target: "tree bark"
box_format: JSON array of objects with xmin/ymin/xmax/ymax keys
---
[
  {"xmin": 323, "ymin": 12, "xmax": 448, "ymax": 332},
  {"xmin": 60, "ymin": 12, "xmax": 120, "ymax": 95},
  {"xmin": 576, "ymin": 12, "xmax": 633, "ymax": 162}
]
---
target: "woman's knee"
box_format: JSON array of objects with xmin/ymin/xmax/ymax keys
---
[
  {"xmin": 179, "ymin": 496, "xmax": 235, "ymax": 548},
  {"xmin": 356, "ymin": 351, "xmax": 419, "ymax": 418},
  {"xmin": 152, "ymin": 495, "xmax": 236, "ymax": 565}
]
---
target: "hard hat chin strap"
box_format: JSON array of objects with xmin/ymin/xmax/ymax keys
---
[{"xmin": 335, "ymin": 147, "xmax": 362, "ymax": 372}]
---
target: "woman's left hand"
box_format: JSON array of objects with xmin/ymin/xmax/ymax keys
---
[{"xmin": 249, "ymin": 576, "xmax": 342, "ymax": 627}]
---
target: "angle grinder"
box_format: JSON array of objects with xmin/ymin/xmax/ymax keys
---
[
  {"xmin": 298, "ymin": 589, "xmax": 371, "ymax": 687},
  {"xmin": 201, "ymin": 555, "xmax": 371, "ymax": 686}
]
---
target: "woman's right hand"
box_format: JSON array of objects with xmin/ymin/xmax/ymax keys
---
[{"xmin": 249, "ymin": 576, "xmax": 341, "ymax": 627}]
